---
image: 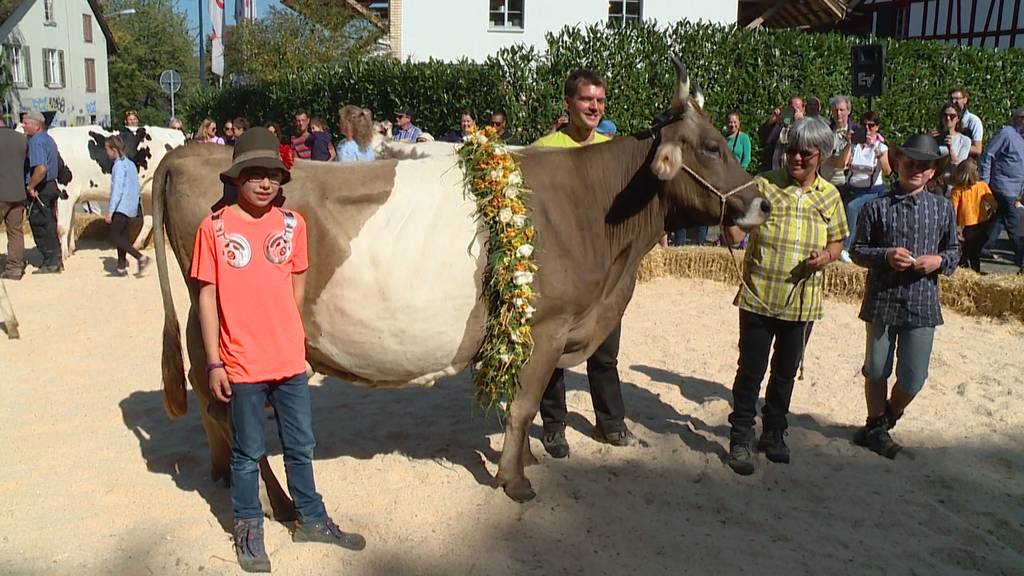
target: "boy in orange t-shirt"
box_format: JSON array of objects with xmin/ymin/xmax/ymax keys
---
[
  {"xmin": 949, "ymin": 159, "xmax": 996, "ymax": 272},
  {"xmin": 191, "ymin": 128, "xmax": 364, "ymax": 573}
]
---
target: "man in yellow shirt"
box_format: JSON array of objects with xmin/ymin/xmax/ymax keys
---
[{"xmin": 533, "ymin": 69, "xmax": 635, "ymax": 458}]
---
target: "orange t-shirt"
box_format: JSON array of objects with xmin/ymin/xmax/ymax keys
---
[
  {"xmin": 190, "ymin": 206, "xmax": 309, "ymax": 384},
  {"xmin": 950, "ymin": 181, "xmax": 996, "ymax": 227}
]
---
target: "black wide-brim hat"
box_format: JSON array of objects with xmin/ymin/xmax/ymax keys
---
[
  {"xmin": 219, "ymin": 127, "xmax": 291, "ymax": 185},
  {"xmin": 897, "ymin": 133, "xmax": 945, "ymax": 162}
]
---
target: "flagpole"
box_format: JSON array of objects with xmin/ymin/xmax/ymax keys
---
[{"xmin": 198, "ymin": 0, "xmax": 205, "ymax": 86}]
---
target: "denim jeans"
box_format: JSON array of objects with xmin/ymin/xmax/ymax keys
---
[
  {"xmin": 230, "ymin": 372, "xmax": 326, "ymax": 522},
  {"xmin": 671, "ymin": 226, "xmax": 708, "ymax": 246},
  {"xmin": 842, "ymin": 184, "xmax": 886, "ymax": 249},
  {"xmin": 982, "ymin": 193, "xmax": 1022, "ymax": 267}
]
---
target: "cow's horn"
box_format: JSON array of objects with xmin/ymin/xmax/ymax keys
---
[
  {"xmin": 692, "ymin": 79, "xmax": 706, "ymax": 110},
  {"xmin": 671, "ymin": 56, "xmax": 690, "ymax": 112}
]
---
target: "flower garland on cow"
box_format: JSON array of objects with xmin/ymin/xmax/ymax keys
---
[{"xmin": 457, "ymin": 127, "xmax": 537, "ymax": 413}]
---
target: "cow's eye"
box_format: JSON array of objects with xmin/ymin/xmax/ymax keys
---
[{"xmin": 702, "ymin": 142, "xmax": 721, "ymax": 157}]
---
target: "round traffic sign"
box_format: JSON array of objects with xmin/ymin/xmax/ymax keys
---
[{"xmin": 159, "ymin": 69, "xmax": 181, "ymax": 95}]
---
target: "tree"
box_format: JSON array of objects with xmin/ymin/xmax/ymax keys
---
[
  {"xmin": 103, "ymin": 0, "xmax": 195, "ymax": 127},
  {"xmin": 225, "ymin": 0, "xmax": 383, "ymax": 83}
]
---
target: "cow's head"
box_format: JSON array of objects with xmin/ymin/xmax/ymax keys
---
[{"xmin": 650, "ymin": 59, "xmax": 769, "ymax": 230}]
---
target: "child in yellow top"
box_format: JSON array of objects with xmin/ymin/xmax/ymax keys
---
[{"xmin": 949, "ymin": 159, "xmax": 996, "ymax": 272}]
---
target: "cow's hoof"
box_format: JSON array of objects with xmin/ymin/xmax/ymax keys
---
[{"xmin": 501, "ymin": 478, "xmax": 536, "ymax": 503}]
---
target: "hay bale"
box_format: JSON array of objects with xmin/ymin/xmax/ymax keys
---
[
  {"xmin": 638, "ymin": 246, "xmax": 1024, "ymax": 323},
  {"xmin": 71, "ymin": 213, "xmax": 144, "ymax": 244}
]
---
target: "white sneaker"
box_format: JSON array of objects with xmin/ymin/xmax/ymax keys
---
[{"xmin": 839, "ymin": 250, "xmax": 852, "ymax": 263}]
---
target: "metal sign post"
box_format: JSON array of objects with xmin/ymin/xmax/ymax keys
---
[{"xmin": 159, "ymin": 69, "xmax": 182, "ymax": 119}]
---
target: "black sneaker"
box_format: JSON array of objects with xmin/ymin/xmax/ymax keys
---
[
  {"xmin": 541, "ymin": 428, "xmax": 570, "ymax": 459},
  {"xmin": 727, "ymin": 432, "xmax": 755, "ymax": 476},
  {"xmin": 757, "ymin": 428, "xmax": 790, "ymax": 464},
  {"xmin": 292, "ymin": 516, "xmax": 366, "ymax": 551},
  {"xmin": 594, "ymin": 425, "xmax": 638, "ymax": 447},
  {"xmin": 865, "ymin": 426, "xmax": 902, "ymax": 459},
  {"xmin": 884, "ymin": 403, "xmax": 902, "ymax": 431},
  {"xmin": 233, "ymin": 518, "xmax": 271, "ymax": 573},
  {"xmin": 1, "ymin": 270, "xmax": 22, "ymax": 280}
]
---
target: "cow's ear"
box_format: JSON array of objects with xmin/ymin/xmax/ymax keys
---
[
  {"xmin": 671, "ymin": 56, "xmax": 691, "ymax": 115},
  {"xmin": 652, "ymin": 142, "xmax": 683, "ymax": 181}
]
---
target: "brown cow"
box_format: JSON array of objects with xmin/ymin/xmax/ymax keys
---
[{"xmin": 154, "ymin": 61, "xmax": 769, "ymax": 508}]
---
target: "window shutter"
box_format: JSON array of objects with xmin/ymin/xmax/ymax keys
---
[
  {"xmin": 23, "ymin": 45, "xmax": 30, "ymax": 87},
  {"xmin": 43, "ymin": 49, "xmax": 50, "ymax": 86},
  {"xmin": 58, "ymin": 49, "xmax": 65, "ymax": 87}
]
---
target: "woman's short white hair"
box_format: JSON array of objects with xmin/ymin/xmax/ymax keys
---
[{"xmin": 788, "ymin": 117, "xmax": 834, "ymax": 156}]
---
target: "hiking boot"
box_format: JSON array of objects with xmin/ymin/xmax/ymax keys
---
[
  {"xmin": 233, "ymin": 518, "xmax": 271, "ymax": 573},
  {"xmin": 884, "ymin": 402, "xmax": 902, "ymax": 431},
  {"xmin": 757, "ymin": 428, "xmax": 790, "ymax": 464},
  {"xmin": 136, "ymin": 255, "xmax": 152, "ymax": 276},
  {"xmin": 1, "ymin": 269, "xmax": 22, "ymax": 280},
  {"xmin": 594, "ymin": 425, "xmax": 638, "ymax": 447},
  {"xmin": 727, "ymin": 431, "xmax": 755, "ymax": 476},
  {"xmin": 542, "ymin": 428, "xmax": 570, "ymax": 459},
  {"xmin": 854, "ymin": 416, "xmax": 902, "ymax": 459},
  {"xmin": 292, "ymin": 516, "xmax": 366, "ymax": 551}
]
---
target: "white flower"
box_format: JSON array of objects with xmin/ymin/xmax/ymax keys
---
[
  {"xmin": 494, "ymin": 145, "xmax": 509, "ymax": 157},
  {"xmin": 474, "ymin": 361, "xmax": 483, "ymax": 370},
  {"xmin": 508, "ymin": 172, "xmax": 522, "ymax": 186},
  {"xmin": 489, "ymin": 170, "xmax": 502, "ymax": 181},
  {"xmin": 510, "ymin": 331, "xmax": 521, "ymax": 343},
  {"xmin": 499, "ymin": 353, "xmax": 512, "ymax": 363},
  {"xmin": 503, "ymin": 186, "xmax": 519, "ymax": 200},
  {"xmin": 513, "ymin": 271, "xmax": 534, "ymax": 286},
  {"xmin": 524, "ymin": 305, "xmax": 535, "ymax": 319},
  {"xmin": 463, "ymin": 134, "xmax": 473, "ymax": 142},
  {"xmin": 511, "ymin": 214, "xmax": 526, "ymax": 228},
  {"xmin": 474, "ymin": 133, "xmax": 488, "ymax": 145},
  {"xmin": 513, "ymin": 297, "xmax": 524, "ymax": 307},
  {"xmin": 516, "ymin": 244, "xmax": 534, "ymax": 258},
  {"xmin": 498, "ymin": 208, "xmax": 513, "ymax": 223}
]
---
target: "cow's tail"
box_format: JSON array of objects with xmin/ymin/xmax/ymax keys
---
[{"xmin": 153, "ymin": 156, "xmax": 188, "ymax": 419}]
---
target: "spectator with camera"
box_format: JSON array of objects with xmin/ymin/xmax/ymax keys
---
[
  {"xmin": 761, "ymin": 96, "xmax": 805, "ymax": 171},
  {"xmin": 839, "ymin": 111, "xmax": 892, "ymax": 263},
  {"xmin": 822, "ymin": 95, "xmax": 857, "ymax": 190}
]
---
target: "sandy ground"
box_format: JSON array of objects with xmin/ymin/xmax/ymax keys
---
[{"xmin": 1, "ymin": 241, "xmax": 1022, "ymax": 576}]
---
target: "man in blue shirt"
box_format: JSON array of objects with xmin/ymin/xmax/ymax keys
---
[
  {"xmin": 979, "ymin": 107, "xmax": 1024, "ymax": 271},
  {"xmin": 23, "ymin": 110, "xmax": 62, "ymax": 273},
  {"xmin": 392, "ymin": 107, "xmax": 422, "ymax": 143}
]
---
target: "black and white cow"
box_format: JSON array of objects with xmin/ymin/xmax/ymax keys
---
[{"xmin": 50, "ymin": 125, "xmax": 185, "ymax": 256}]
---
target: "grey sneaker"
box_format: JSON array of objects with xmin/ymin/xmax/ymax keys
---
[
  {"xmin": 727, "ymin": 431, "xmax": 755, "ymax": 475},
  {"xmin": 542, "ymin": 428, "xmax": 570, "ymax": 459},
  {"xmin": 233, "ymin": 518, "xmax": 271, "ymax": 573},
  {"xmin": 854, "ymin": 416, "xmax": 902, "ymax": 459},
  {"xmin": 594, "ymin": 425, "xmax": 638, "ymax": 447},
  {"xmin": 292, "ymin": 516, "xmax": 366, "ymax": 551},
  {"xmin": 136, "ymin": 255, "xmax": 152, "ymax": 276}
]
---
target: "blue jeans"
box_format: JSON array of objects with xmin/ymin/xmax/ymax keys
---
[
  {"xmin": 230, "ymin": 373, "xmax": 326, "ymax": 522},
  {"xmin": 842, "ymin": 184, "xmax": 886, "ymax": 249},
  {"xmin": 982, "ymin": 193, "xmax": 1022, "ymax": 266},
  {"xmin": 671, "ymin": 225, "xmax": 708, "ymax": 246}
]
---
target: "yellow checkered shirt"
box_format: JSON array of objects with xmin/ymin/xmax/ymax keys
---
[{"xmin": 734, "ymin": 170, "xmax": 849, "ymax": 322}]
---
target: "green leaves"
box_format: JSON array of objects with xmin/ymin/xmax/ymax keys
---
[{"xmin": 183, "ymin": 21, "xmax": 1024, "ymax": 157}]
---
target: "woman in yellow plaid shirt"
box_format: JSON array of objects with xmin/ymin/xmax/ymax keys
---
[{"xmin": 722, "ymin": 117, "xmax": 849, "ymax": 475}]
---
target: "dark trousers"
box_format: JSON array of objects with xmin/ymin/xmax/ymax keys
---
[
  {"xmin": 1, "ymin": 201, "xmax": 25, "ymax": 274},
  {"xmin": 982, "ymin": 193, "xmax": 1022, "ymax": 266},
  {"xmin": 108, "ymin": 212, "xmax": 143, "ymax": 269},
  {"xmin": 26, "ymin": 181, "xmax": 61, "ymax": 267},
  {"xmin": 671, "ymin": 226, "xmax": 708, "ymax": 246},
  {"xmin": 728, "ymin": 310, "xmax": 813, "ymax": 436},
  {"xmin": 961, "ymin": 223, "xmax": 988, "ymax": 272},
  {"xmin": 541, "ymin": 323, "xmax": 626, "ymax": 433},
  {"xmin": 230, "ymin": 373, "xmax": 326, "ymax": 522}
]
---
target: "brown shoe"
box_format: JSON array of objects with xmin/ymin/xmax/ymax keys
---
[{"xmin": 1, "ymin": 270, "xmax": 23, "ymax": 280}]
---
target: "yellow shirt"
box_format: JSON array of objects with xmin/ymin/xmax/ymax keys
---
[
  {"xmin": 950, "ymin": 182, "xmax": 996, "ymax": 227},
  {"xmin": 532, "ymin": 130, "xmax": 611, "ymax": 148}
]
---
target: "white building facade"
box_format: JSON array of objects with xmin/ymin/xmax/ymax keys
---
[
  {"xmin": 388, "ymin": 0, "xmax": 739, "ymax": 61},
  {"xmin": 1, "ymin": 0, "xmax": 115, "ymax": 126}
]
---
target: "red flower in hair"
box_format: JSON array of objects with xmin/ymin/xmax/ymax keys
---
[{"xmin": 278, "ymin": 144, "xmax": 294, "ymax": 170}]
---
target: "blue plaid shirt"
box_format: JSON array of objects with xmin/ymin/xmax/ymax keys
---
[{"xmin": 851, "ymin": 187, "xmax": 960, "ymax": 327}]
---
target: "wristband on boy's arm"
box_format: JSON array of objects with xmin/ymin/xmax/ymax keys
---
[{"xmin": 207, "ymin": 362, "xmax": 225, "ymax": 372}]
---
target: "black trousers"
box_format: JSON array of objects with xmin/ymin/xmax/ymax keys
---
[
  {"xmin": 541, "ymin": 322, "xmax": 626, "ymax": 433},
  {"xmin": 728, "ymin": 310, "xmax": 813, "ymax": 436},
  {"xmin": 109, "ymin": 212, "xmax": 143, "ymax": 268},
  {"xmin": 27, "ymin": 181, "xmax": 61, "ymax": 267},
  {"xmin": 961, "ymin": 223, "xmax": 988, "ymax": 272}
]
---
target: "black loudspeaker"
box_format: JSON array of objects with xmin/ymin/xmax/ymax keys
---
[{"xmin": 851, "ymin": 44, "xmax": 886, "ymax": 97}]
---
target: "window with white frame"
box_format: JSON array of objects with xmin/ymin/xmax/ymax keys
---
[
  {"xmin": 44, "ymin": 0, "xmax": 56, "ymax": 24},
  {"xmin": 489, "ymin": 0, "xmax": 524, "ymax": 30},
  {"xmin": 608, "ymin": 0, "xmax": 642, "ymax": 25},
  {"xmin": 4, "ymin": 44, "xmax": 30, "ymax": 86},
  {"xmin": 43, "ymin": 48, "xmax": 65, "ymax": 88}
]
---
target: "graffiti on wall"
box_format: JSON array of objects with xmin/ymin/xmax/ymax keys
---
[{"xmin": 29, "ymin": 96, "xmax": 66, "ymax": 113}]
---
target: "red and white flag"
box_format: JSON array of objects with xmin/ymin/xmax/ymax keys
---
[{"xmin": 210, "ymin": 0, "xmax": 225, "ymax": 77}]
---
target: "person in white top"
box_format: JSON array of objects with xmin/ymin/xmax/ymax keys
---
[
  {"xmin": 839, "ymin": 111, "xmax": 892, "ymax": 262},
  {"xmin": 949, "ymin": 88, "xmax": 984, "ymax": 157}
]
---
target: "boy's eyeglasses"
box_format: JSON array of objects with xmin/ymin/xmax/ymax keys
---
[
  {"xmin": 785, "ymin": 148, "xmax": 820, "ymax": 160},
  {"xmin": 246, "ymin": 171, "xmax": 284, "ymax": 184}
]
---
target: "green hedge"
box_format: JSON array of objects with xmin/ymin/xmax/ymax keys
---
[{"xmin": 182, "ymin": 20, "xmax": 1024, "ymax": 169}]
